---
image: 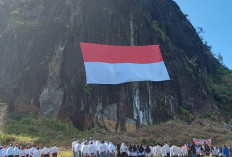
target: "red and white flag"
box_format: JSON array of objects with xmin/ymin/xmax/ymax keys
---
[{"xmin": 80, "ymin": 42, "xmax": 170, "ymax": 84}]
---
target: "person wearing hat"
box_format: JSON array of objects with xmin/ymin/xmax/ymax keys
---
[
  {"xmin": 51, "ymin": 144, "xmax": 59, "ymax": 157},
  {"xmin": 72, "ymin": 138, "xmax": 78, "ymax": 157},
  {"xmin": 6, "ymin": 144, "xmax": 14, "ymax": 157}
]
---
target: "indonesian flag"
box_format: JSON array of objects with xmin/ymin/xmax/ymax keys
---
[{"xmin": 80, "ymin": 42, "xmax": 170, "ymax": 84}]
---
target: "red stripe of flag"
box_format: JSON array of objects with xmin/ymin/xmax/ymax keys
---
[{"xmin": 80, "ymin": 42, "xmax": 163, "ymax": 64}]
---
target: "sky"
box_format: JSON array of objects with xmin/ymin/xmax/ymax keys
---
[{"xmin": 174, "ymin": 0, "xmax": 232, "ymax": 69}]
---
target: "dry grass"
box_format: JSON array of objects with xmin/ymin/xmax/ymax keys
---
[
  {"xmin": 82, "ymin": 118, "xmax": 232, "ymax": 146},
  {"xmin": 1, "ymin": 118, "xmax": 232, "ymax": 149},
  {"xmin": 59, "ymin": 148, "xmax": 73, "ymax": 157}
]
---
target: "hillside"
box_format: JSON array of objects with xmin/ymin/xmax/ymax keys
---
[
  {"xmin": 0, "ymin": 0, "xmax": 232, "ymax": 132},
  {"xmin": 0, "ymin": 113, "xmax": 232, "ymax": 147}
]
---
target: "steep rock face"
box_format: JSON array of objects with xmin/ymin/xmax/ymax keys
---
[{"xmin": 0, "ymin": 0, "xmax": 219, "ymax": 131}]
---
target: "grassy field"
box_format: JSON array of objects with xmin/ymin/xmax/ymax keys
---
[
  {"xmin": 0, "ymin": 113, "xmax": 232, "ymax": 153},
  {"xmin": 58, "ymin": 149, "xmax": 73, "ymax": 157}
]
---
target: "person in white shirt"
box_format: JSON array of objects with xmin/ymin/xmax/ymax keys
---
[
  {"xmin": 98, "ymin": 141, "xmax": 108, "ymax": 157},
  {"xmin": 81, "ymin": 140, "xmax": 86, "ymax": 146},
  {"xmin": 74, "ymin": 141, "xmax": 82, "ymax": 157},
  {"xmin": 72, "ymin": 139, "xmax": 78, "ymax": 157},
  {"xmin": 32, "ymin": 147, "xmax": 41, "ymax": 157},
  {"xmin": 95, "ymin": 141, "xmax": 101, "ymax": 157},
  {"xmin": 163, "ymin": 143, "xmax": 170, "ymax": 157},
  {"xmin": 108, "ymin": 142, "xmax": 116, "ymax": 157},
  {"xmin": 211, "ymin": 146, "xmax": 218, "ymax": 157},
  {"xmin": 196, "ymin": 145, "xmax": 201, "ymax": 157},
  {"xmin": 52, "ymin": 144, "xmax": 59, "ymax": 157},
  {"xmin": 120, "ymin": 143, "xmax": 127, "ymax": 157},
  {"xmin": 104, "ymin": 142, "xmax": 109, "ymax": 148},
  {"xmin": 170, "ymin": 144, "xmax": 179, "ymax": 157},
  {"xmin": 29, "ymin": 146, "xmax": 36, "ymax": 157},
  {"xmin": 181, "ymin": 146, "xmax": 188, "ymax": 157},
  {"xmin": 6, "ymin": 144, "xmax": 14, "ymax": 157},
  {"xmin": 89, "ymin": 142, "xmax": 97, "ymax": 157},
  {"xmin": 0, "ymin": 146, "xmax": 4, "ymax": 157},
  {"xmin": 25, "ymin": 146, "xmax": 30, "ymax": 157},
  {"xmin": 48, "ymin": 145, "xmax": 52, "ymax": 156},
  {"xmin": 145, "ymin": 145, "xmax": 151, "ymax": 157},
  {"xmin": 19, "ymin": 146, "xmax": 25, "ymax": 157},
  {"xmin": 1, "ymin": 146, "xmax": 7, "ymax": 157},
  {"xmin": 42, "ymin": 145, "xmax": 50, "ymax": 157},
  {"xmin": 149, "ymin": 146, "xmax": 154, "ymax": 157},
  {"xmin": 81, "ymin": 142, "xmax": 89, "ymax": 157},
  {"xmin": 14, "ymin": 144, "xmax": 20, "ymax": 157},
  {"xmin": 177, "ymin": 145, "xmax": 183, "ymax": 157},
  {"xmin": 161, "ymin": 145, "xmax": 168, "ymax": 157},
  {"xmin": 154, "ymin": 144, "xmax": 162, "ymax": 157}
]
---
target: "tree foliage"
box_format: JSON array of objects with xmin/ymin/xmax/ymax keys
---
[{"xmin": 205, "ymin": 64, "xmax": 232, "ymax": 119}]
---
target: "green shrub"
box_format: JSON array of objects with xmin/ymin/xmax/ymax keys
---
[
  {"xmin": 151, "ymin": 20, "xmax": 169, "ymax": 42},
  {"xmin": 204, "ymin": 64, "xmax": 232, "ymax": 119},
  {"xmin": 2, "ymin": 113, "xmax": 79, "ymax": 145},
  {"xmin": 83, "ymin": 86, "xmax": 92, "ymax": 95}
]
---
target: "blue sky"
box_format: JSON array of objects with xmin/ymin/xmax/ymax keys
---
[{"xmin": 174, "ymin": 0, "xmax": 232, "ymax": 69}]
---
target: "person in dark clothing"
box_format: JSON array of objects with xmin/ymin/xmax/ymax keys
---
[
  {"xmin": 190, "ymin": 142, "xmax": 196, "ymax": 157},
  {"xmin": 218, "ymin": 146, "xmax": 223, "ymax": 156},
  {"xmin": 203, "ymin": 143, "xmax": 210, "ymax": 156},
  {"xmin": 117, "ymin": 143, "xmax": 121, "ymax": 157},
  {"xmin": 128, "ymin": 144, "xmax": 133, "ymax": 157},
  {"xmin": 132, "ymin": 145, "xmax": 137, "ymax": 157},
  {"xmin": 138, "ymin": 145, "xmax": 145, "ymax": 157},
  {"xmin": 145, "ymin": 145, "xmax": 151, "ymax": 157}
]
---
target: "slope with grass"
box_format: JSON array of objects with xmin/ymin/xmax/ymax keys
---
[
  {"xmin": 0, "ymin": 113, "xmax": 79, "ymax": 146},
  {"xmin": 1, "ymin": 113, "xmax": 232, "ymax": 148}
]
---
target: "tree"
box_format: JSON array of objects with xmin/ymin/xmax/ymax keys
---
[{"xmin": 217, "ymin": 53, "xmax": 223, "ymax": 64}]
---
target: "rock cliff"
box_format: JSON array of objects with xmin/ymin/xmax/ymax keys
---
[{"xmin": 0, "ymin": 0, "xmax": 221, "ymax": 131}]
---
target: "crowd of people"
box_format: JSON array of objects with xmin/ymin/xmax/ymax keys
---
[
  {"xmin": 72, "ymin": 138, "xmax": 231, "ymax": 157},
  {"xmin": 0, "ymin": 144, "xmax": 58, "ymax": 157}
]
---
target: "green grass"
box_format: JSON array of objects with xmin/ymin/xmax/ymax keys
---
[
  {"xmin": 1, "ymin": 113, "xmax": 79, "ymax": 146},
  {"xmin": 1, "ymin": 113, "xmax": 232, "ymax": 149}
]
